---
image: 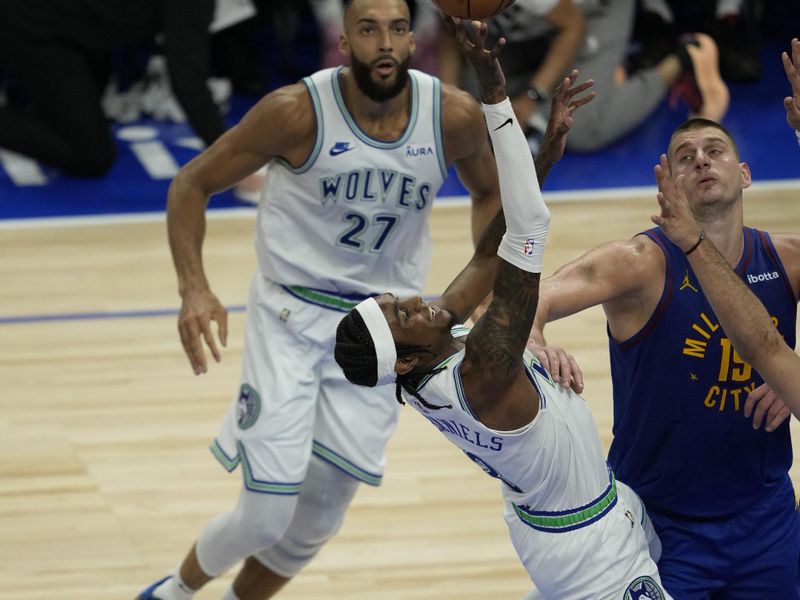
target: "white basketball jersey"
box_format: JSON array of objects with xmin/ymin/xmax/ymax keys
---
[
  {"xmin": 255, "ymin": 67, "xmax": 448, "ymax": 297},
  {"xmin": 402, "ymin": 334, "xmax": 609, "ymax": 512}
]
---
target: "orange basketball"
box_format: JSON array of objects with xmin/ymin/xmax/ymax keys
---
[{"xmin": 430, "ymin": 0, "xmax": 516, "ymax": 19}]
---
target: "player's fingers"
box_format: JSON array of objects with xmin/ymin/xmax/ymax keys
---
[
  {"xmin": 532, "ymin": 346, "xmax": 551, "ymax": 374},
  {"xmin": 180, "ymin": 318, "xmax": 207, "ymax": 374},
  {"xmin": 566, "ymin": 79, "xmax": 594, "ymax": 98},
  {"xmin": 783, "ymin": 52, "xmax": 800, "ymax": 89},
  {"xmin": 202, "ymin": 320, "xmax": 221, "ymax": 363},
  {"xmin": 567, "ymin": 91, "xmax": 596, "ymax": 110},
  {"xmin": 766, "ymin": 405, "xmax": 792, "ymax": 433},
  {"xmin": 749, "ymin": 388, "xmax": 774, "ymax": 429},
  {"xmin": 567, "ymin": 353, "xmax": 583, "ymax": 393},
  {"xmin": 489, "ymin": 36, "xmax": 506, "ymax": 58},
  {"xmin": 743, "ymin": 383, "xmax": 767, "ymax": 417},
  {"xmin": 217, "ymin": 308, "xmax": 228, "ymax": 347}
]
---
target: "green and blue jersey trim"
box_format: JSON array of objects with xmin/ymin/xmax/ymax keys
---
[
  {"xmin": 513, "ymin": 468, "xmax": 617, "ymax": 533},
  {"xmin": 312, "ymin": 440, "xmax": 383, "ymax": 486},
  {"xmin": 332, "ymin": 67, "xmax": 419, "ymax": 149},
  {"xmin": 282, "ymin": 285, "xmax": 370, "ymax": 313},
  {"xmin": 210, "ymin": 439, "xmax": 303, "ymax": 495},
  {"xmin": 276, "ymin": 76, "xmax": 324, "ymax": 174},
  {"xmin": 211, "ymin": 438, "xmax": 240, "ymax": 471}
]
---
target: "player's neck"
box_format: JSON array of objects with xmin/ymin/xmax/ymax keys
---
[
  {"xmin": 694, "ymin": 200, "xmax": 745, "ymax": 266},
  {"xmin": 412, "ymin": 337, "xmax": 464, "ymax": 375}
]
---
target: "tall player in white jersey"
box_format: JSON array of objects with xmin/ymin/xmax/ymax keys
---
[
  {"xmin": 335, "ymin": 19, "xmax": 669, "ymax": 599},
  {"xmin": 135, "ymin": 1, "xmax": 582, "ymax": 599}
]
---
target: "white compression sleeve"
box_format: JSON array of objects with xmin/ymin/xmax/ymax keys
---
[{"xmin": 482, "ymin": 98, "xmax": 550, "ymax": 273}]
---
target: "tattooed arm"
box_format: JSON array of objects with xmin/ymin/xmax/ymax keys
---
[{"xmin": 443, "ymin": 20, "xmax": 549, "ymax": 430}]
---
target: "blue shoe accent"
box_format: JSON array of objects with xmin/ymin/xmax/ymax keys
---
[{"xmin": 136, "ymin": 575, "xmax": 171, "ymax": 600}]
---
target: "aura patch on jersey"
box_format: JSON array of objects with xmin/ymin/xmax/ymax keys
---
[
  {"xmin": 236, "ymin": 383, "xmax": 261, "ymax": 430},
  {"xmin": 623, "ymin": 576, "xmax": 666, "ymax": 600}
]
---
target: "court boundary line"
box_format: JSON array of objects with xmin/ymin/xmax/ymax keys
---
[{"xmin": 2, "ymin": 179, "xmax": 799, "ymax": 230}]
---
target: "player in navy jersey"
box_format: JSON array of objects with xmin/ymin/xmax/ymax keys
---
[
  {"xmin": 648, "ymin": 38, "xmax": 800, "ymax": 428},
  {"xmin": 528, "ymin": 41, "xmax": 800, "ymax": 599}
]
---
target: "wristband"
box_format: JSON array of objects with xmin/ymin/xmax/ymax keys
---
[
  {"xmin": 795, "ymin": 129, "xmax": 800, "ymax": 146},
  {"xmin": 526, "ymin": 85, "xmax": 550, "ymax": 103},
  {"xmin": 685, "ymin": 231, "xmax": 705, "ymax": 256}
]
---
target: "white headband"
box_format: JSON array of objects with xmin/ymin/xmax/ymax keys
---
[{"xmin": 354, "ymin": 297, "xmax": 398, "ymax": 386}]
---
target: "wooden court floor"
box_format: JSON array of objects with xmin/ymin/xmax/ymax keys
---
[{"xmin": 2, "ymin": 186, "xmax": 800, "ymax": 599}]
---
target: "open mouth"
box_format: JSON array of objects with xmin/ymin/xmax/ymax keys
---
[{"xmin": 374, "ymin": 59, "xmax": 396, "ymax": 77}]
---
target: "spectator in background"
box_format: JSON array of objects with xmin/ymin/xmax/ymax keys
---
[
  {"xmin": 636, "ymin": 0, "xmax": 763, "ymax": 82},
  {"xmin": 0, "ymin": 0, "xmax": 228, "ymax": 177},
  {"xmin": 439, "ymin": 0, "xmax": 729, "ymax": 153}
]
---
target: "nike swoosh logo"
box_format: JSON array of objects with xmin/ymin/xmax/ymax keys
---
[
  {"xmin": 493, "ymin": 118, "xmax": 513, "ymax": 131},
  {"xmin": 329, "ymin": 144, "xmax": 354, "ymax": 156}
]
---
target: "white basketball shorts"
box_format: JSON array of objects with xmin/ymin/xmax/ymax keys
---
[{"xmin": 212, "ymin": 274, "xmax": 400, "ymax": 494}]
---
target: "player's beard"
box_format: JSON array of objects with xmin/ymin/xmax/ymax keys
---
[{"xmin": 350, "ymin": 52, "xmax": 411, "ymax": 102}]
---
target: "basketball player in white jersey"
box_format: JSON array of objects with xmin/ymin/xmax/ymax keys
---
[
  {"xmin": 135, "ymin": 1, "xmax": 583, "ymax": 599},
  {"xmin": 335, "ymin": 19, "xmax": 668, "ymax": 599}
]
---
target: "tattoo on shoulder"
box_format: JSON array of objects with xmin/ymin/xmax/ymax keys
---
[{"xmin": 469, "ymin": 261, "xmax": 540, "ymax": 379}]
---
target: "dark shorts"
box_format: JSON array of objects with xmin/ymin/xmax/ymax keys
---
[{"xmin": 649, "ymin": 476, "xmax": 800, "ymax": 599}]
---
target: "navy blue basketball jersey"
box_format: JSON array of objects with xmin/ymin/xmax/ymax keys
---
[{"xmin": 608, "ymin": 227, "xmax": 797, "ymax": 519}]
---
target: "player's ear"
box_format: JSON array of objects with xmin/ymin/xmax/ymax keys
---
[
  {"xmin": 339, "ymin": 33, "xmax": 350, "ymax": 58},
  {"xmin": 409, "ymin": 31, "xmax": 416, "ymax": 54},
  {"xmin": 395, "ymin": 355, "xmax": 418, "ymax": 375},
  {"xmin": 740, "ymin": 162, "xmax": 752, "ymax": 189}
]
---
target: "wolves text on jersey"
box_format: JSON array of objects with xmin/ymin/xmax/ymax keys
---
[{"xmin": 319, "ymin": 168, "xmax": 431, "ymax": 210}]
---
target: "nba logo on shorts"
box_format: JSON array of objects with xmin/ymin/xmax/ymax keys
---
[
  {"xmin": 624, "ymin": 576, "xmax": 666, "ymax": 600},
  {"xmin": 522, "ymin": 238, "xmax": 536, "ymax": 256},
  {"xmin": 237, "ymin": 383, "xmax": 261, "ymax": 430}
]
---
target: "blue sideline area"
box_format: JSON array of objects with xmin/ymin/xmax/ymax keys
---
[{"xmin": 0, "ymin": 37, "xmax": 797, "ymax": 222}]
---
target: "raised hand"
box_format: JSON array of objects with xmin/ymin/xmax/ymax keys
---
[
  {"xmin": 537, "ymin": 70, "xmax": 596, "ymax": 169},
  {"xmin": 178, "ymin": 288, "xmax": 228, "ymax": 375},
  {"xmin": 782, "ymin": 38, "xmax": 800, "ymax": 131},
  {"xmin": 445, "ymin": 17, "xmax": 507, "ymax": 104},
  {"xmin": 651, "ymin": 154, "xmax": 702, "ymax": 251}
]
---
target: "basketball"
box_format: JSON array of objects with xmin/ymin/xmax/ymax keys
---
[{"xmin": 430, "ymin": 0, "xmax": 516, "ymax": 20}]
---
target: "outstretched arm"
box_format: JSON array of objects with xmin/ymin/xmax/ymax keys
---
[
  {"xmin": 438, "ymin": 20, "xmax": 549, "ymax": 430},
  {"xmin": 652, "ymin": 154, "xmax": 800, "ymax": 417}
]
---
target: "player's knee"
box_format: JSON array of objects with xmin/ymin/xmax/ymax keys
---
[
  {"xmin": 254, "ymin": 461, "xmax": 360, "ymax": 576},
  {"xmin": 254, "ymin": 512, "xmax": 346, "ymax": 577},
  {"xmin": 242, "ymin": 510, "xmax": 294, "ymax": 550}
]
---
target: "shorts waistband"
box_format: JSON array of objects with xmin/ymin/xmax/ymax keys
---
[
  {"xmin": 513, "ymin": 467, "xmax": 617, "ymax": 533},
  {"xmin": 282, "ymin": 285, "xmax": 372, "ymax": 313}
]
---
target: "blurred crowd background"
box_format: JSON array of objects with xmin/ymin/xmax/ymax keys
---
[{"xmin": 0, "ymin": 0, "xmax": 796, "ymax": 218}]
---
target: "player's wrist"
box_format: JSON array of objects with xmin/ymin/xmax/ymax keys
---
[{"xmin": 684, "ymin": 230, "xmax": 706, "ymax": 256}]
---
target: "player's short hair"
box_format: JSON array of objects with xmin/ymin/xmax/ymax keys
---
[
  {"xmin": 344, "ymin": 0, "xmax": 409, "ymax": 16},
  {"xmin": 335, "ymin": 310, "xmax": 380, "ymax": 387},
  {"xmin": 668, "ymin": 117, "xmax": 740, "ymax": 162}
]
